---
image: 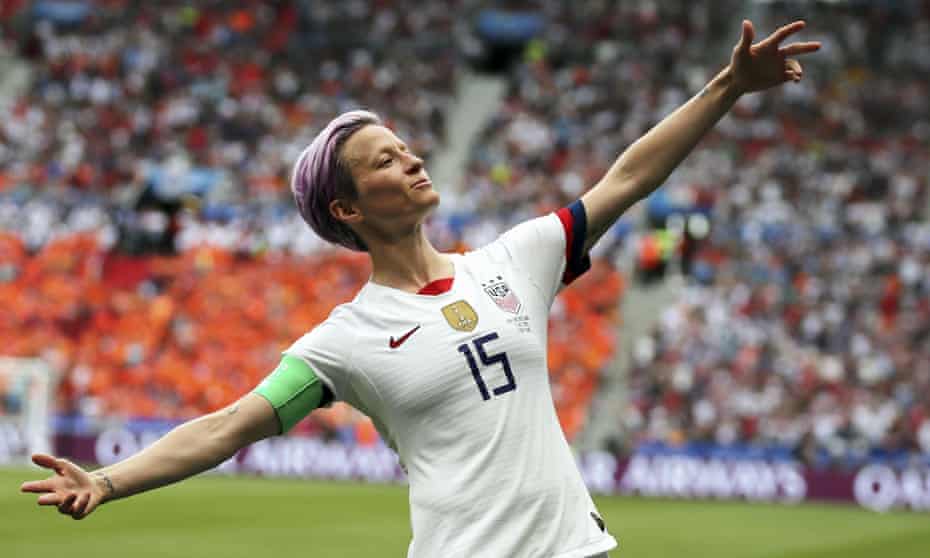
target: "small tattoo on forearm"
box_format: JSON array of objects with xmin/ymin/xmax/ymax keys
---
[{"xmin": 94, "ymin": 472, "xmax": 116, "ymax": 496}]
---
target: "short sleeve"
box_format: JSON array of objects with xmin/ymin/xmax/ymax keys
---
[
  {"xmin": 490, "ymin": 200, "xmax": 591, "ymax": 305},
  {"xmin": 282, "ymin": 318, "xmax": 358, "ymax": 407}
]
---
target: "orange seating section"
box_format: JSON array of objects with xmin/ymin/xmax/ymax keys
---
[{"xmin": 1, "ymin": 232, "xmax": 623, "ymax": 442}]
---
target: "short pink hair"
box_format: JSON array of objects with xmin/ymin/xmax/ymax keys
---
[{"xmin": 291, "ymin": 110, "xmax": 382, "ymax": 251}]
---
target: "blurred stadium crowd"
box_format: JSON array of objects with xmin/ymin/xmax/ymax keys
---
[
  {"xmin": 0, "ymin": 0, "xmax": 619, "ymax": 445},
  {"xmin": 1, "ymin": 0, "xmax": 457, "ymax": 254},
  {"xmin": 449, "ymin": 0, "xmax": 930, "ymax": 467},
  {"xmin": 620, "ymin": 1, "xmax": 930, "ymax": 469},
  {"xmin": 1, "ymin": 0, "xmax": 929, "ymax": 467}
]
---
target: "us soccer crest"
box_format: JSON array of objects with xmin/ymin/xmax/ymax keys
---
[
  {"xmin": 482, "ymin": 275, "xmax": 522, "ymax": 314},
  {"xmin": 441, "ymin": 300, "xmax": 479, "ymax": 332}
]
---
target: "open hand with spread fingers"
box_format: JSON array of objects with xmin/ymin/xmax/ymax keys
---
[
  {"xmin": 729, "ymin": 20, "xmax": 821, "ymax": 94},
  {"xmin": 20, "ymin": 453, "xmax": 110, "ymax": 520}
]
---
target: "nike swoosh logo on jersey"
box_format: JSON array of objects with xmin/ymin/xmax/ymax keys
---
[{"xmin": 389, "ymin": 325, "xmax": 421, "ymax": 349}]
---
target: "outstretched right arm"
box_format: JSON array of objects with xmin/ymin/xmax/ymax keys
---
[{"xmin": 20, "ymin": 392, "xmax": 279, "ymax": 520}]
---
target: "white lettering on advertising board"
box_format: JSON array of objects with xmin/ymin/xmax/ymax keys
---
[
  {"xmin": 854, "ymin": 465, "xmax": 930, "ymax": 512},
  {"xmin": 619, "ymin": 455, "xmax": 806, "ymax": 503}
]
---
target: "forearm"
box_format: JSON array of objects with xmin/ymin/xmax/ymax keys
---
[
  {"xmin": 610, "ymin": 66, "xmax": 740, "ymax": 198},
  {"xmin": 582, "ymin": 66, "xmax": 742, "ymax": 246},
  {"xmin": 93, "ymin": 409, "xmax": 244, "ymax": 502}
]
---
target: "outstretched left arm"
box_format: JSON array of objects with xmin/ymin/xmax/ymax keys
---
[{"xmin": 580, "ymin": 20, "xmax": 820, "ymax": 252}]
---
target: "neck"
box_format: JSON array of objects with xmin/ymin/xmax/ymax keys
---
[{"xmin": 366, "ymin": 228, "xmax": 453, "ymax": 293}]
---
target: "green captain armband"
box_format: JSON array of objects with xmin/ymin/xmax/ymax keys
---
[{"xmin": 254, "ymin": 355, "xmax": 332, "ymax": 433}]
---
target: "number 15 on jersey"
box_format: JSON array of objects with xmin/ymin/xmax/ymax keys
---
[{"xmin": 457, "ymin": 332, "xmax": 515, "ymax": 401}]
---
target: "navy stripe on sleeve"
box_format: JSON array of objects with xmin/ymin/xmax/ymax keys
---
[{"xmin": 555, "ymin": 200, "xmax": 592, "ymax": 285}]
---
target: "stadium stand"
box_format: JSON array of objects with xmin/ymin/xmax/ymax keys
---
[
  {"xmin": 0, "ymin": 1, "xmax": 622, "ymax": 444},
  {"xmin": 0, "ymin": 0, "xmax": 927, "ymax": 465},
  {"xmin": 1, "ymin": 1, "xmax": 458, "ymax": 251},
  {"xmin": 621, "ymin": 1, "xmax": 930, "ymax": 469},
  {"xmin": 459, "ymin": 0, "xmax": 930, "ymax": 467}
]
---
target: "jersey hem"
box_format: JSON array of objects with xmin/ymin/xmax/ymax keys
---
[{"xmin": 549, "ymin": 534, "xmax": 618, "ymax": 558}]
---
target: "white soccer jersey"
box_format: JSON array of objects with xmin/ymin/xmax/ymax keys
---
[{"xmin": 285, "ymin": 201, "xmax": 618, "ymax": 558}]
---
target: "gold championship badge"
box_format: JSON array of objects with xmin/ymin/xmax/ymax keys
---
[{"xmin": 441, "ymin": 300, "xmax": 479, "ymax": 332}]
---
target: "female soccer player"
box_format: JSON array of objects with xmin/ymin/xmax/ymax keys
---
[{"xmin": 22, "ymin": 20, "xmax": 818, "ymax": 557}]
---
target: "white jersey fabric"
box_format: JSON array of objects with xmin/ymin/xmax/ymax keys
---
[{"xmin": 285, "ymin": 202, "xmax": 618, "ymax": 557}]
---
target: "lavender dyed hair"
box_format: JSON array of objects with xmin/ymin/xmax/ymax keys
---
[{"xmin": 291, "ymin": 110, "xmax": 382, "ymax": 251}]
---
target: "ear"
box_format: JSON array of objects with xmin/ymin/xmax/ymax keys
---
[{"xmin": 329, "ymin": 198, "xmax": 363, "ymax": 224}]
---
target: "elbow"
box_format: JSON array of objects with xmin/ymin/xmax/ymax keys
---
[
  {"xmin": 205, "ymin": 399, "xmax": 275, "ymax": 452},
  {"xmin": 606, "ymin": 164, "xmax": 647, "ymax": 201},
  {"xmin": 625, "ymin": 176, "xmax": 661, "ymax": 205},
  {"xmin": 202, "ymin": 412, "xmax": 245, "ymax": 461},
  {"xmin": 611, "ymin": 156, "xmax": 666, "ymax": 200},
  {"xmin": 606, "ymin": 172, "xmax": 650, "ymax": 208}
]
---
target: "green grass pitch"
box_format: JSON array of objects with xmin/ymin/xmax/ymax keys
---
[{"xmin": 3, "ymin": 467, "xmax": 929, "ymax": 557}]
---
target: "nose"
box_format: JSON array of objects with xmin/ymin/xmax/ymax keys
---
[{"xmin": 404, "ymin": 152, "xmax": 424, "ymax": 173}]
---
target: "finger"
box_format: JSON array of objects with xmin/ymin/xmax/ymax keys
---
[
  {"xmin": 76, "ymin": 496, "xmax": 99, "ymax": 520},
  {"xmin": 779, "ymin": 42, "xmax": 821, "ymax": 56},
  {"xmin": 79, "ymin": 497, "xmax": 100, "ymax": 520},
  {"xmin": 72, "ymin": 492, "xmax": 90, "ymax": 518},
  {"xmin": 21, "ymin": 479, "xmax": 56, "ymax": 493},
  {"xmin": 37, "ymin": 493, "xmax": 63, "ymax": 506},
  {"xmin": 31, "ymin": 453, "xmax": 64, "ymax": 474},
  {"xmin": 56, "ymin": 458, "xmax": 84, "ymax": 477},
  {"xmin": 58, "ymin": 492, "xmax": 77, "ymax": 514},
  {"xmin": 760, "ymin": 20, "xmax": 806, "ymax": 48},
  {"xmin": 738, "ymin": 20, "xmax": 754, "ymax": 52}
]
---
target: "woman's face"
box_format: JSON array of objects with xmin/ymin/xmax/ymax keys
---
[{"xmin": 335, "ymin": 124, "xmax": 439, "ymax": 241}]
